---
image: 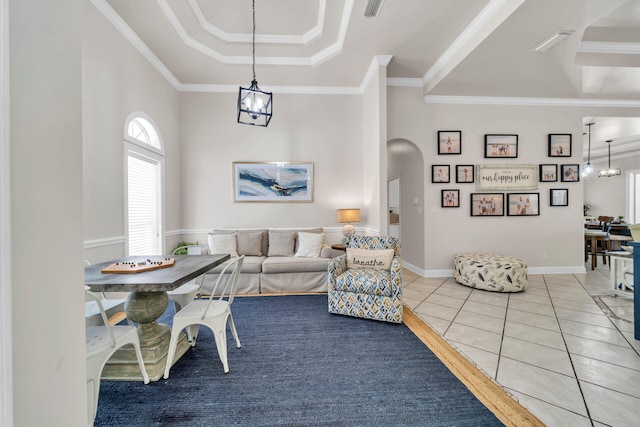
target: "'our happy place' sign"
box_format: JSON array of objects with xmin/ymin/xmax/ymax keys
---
[{"xmin": 476, "ymin": 164, "xmax": 538, "ymax": 191}]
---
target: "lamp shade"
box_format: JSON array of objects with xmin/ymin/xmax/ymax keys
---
[{"xmin": 337, "ymin": 209, "xmax": 360, "ymax": 224}]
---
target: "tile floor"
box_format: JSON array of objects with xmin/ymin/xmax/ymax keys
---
[{"xmin": 403, "ymin": 261, "xmax": 638, "ymax": 427}]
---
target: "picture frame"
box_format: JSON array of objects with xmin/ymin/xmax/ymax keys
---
[
  {"xmin": 470, "ymin": 193, "xmax": 504, "ymax": 216},
  {"xmin": 560, "ymin": 164, "xmax": 580, "ymax": 182},
  {"xmin": 456, "ymin": 165, "xmax": 474, "ymax": 183},
  {"xmin": 476, "ymin": 164, "xmax": 538, "ymax": 191},
  {"xmin": 441, "ymin": 189, "xmax": 460, "ymax": 208},
  {"xmin": 233, "ymin": 161, "xmax": 314, "ymax": 202},
  {"xmin": 438, "ymin": 131, "xmax": 462, "ymax": 155},
  {"xmin": 548, "ymin": 134, "xmax": 571, "ymax": 157},
  {"xmin": 431, "ymin": 165, "xmax": 450, "ymax": 183},
  {"xmin": 507, "ymin": 193, "xmax": 540, "ymax": 216},
  {"xmin": 550, "ymin": 188, "xmax": 568, "ymax": 206},
  {"xmin": 539, "ymin": 164, "xmax": 558, "ymax": 182},
  {"xmin": 484, "ymin": 134, "xmax": 518, "ymax": 158}
]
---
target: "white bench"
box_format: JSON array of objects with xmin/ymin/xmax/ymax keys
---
[{"xmin": 454, "ymin": 253, "xmax": 527, "ymax": 292}]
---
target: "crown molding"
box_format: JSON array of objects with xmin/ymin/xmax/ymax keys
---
[
  {"xmin": 578, "ymin": 41, "xmax": 640, "ymax": 55},
  {"xmin": 358, "ymin": 55, "xmax": 393, "ymax": 92},
  {"xmin": 387, "ymin": 77, "xmax": 423, "ymax": 87},
  {"xmin": 424, "ymin": 95, "xmax": 640, "ymax": 108},
  {"xmin": 188, "ymin": 0, "xmax": 326, "ymax": 45},
  {"xmin": 157, "ymin": 0, "xmax": 353, "ymax": 67},
  {"xmin": 90, "ymin": 0, "xmax": 640, "ymax": 103},
  {"xmin": 422, "ymin": 0, "xmax": 525, "ymax": 92},
  {"xmin": 90, "ymin": 0, "xmax": 182, "ymax": 90},
  {"xmin": 180, "ymin": 83, "xmax": 360, "ymax": 95}
]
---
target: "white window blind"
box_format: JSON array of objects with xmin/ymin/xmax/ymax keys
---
[{"xmin": 128, "ymin": 153, "xmax": 160, "ymax": 255}]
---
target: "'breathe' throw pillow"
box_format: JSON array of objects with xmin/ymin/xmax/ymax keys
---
[{"xmin": 346, "ymin": 248, "xmax": 394, "ymax": 270}]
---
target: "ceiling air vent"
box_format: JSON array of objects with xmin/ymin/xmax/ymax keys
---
[{"xmin": 364, "ymin": 0, "xmax": 385, "ymax": 18}]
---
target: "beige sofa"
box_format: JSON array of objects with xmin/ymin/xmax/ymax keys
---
[{"xmin": 201, "ymin": 228, "xmax": 333, "ymax": 294}]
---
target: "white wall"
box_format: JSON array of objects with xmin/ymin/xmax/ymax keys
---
[
  {"xmin": 10, "ymin": 0, "xmax": 86, "ymax": 425},
  {"xmin": 177, "ymin": 91, "xmax": 364, "ymax": 246},
  {"xmin": 360, "ymin": 56, "xmax": 392, "ymax": 234},
  {"xmin": 388, "ymin": 86, "xmax": 640, "ymax": 274},
  {"xmin": 82, "ymin": 3, "xmax": 181, "ymax": 262},
  {"xmin": 389, "ymin": 87, "xmax": 584, "ymax": 274}
]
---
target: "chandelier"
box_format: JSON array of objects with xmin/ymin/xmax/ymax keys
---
[
  {"xmin": 237, "ymin": 0, "xmax": 273, "ymax": 127},
  {"xmin": 598, "ymin": 140, "xmax": 621, "ymax": 178}
]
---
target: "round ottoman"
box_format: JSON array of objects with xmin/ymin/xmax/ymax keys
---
[{"xmin": 454, "ymin": 253, "xmax": 527, "ymax": 292}]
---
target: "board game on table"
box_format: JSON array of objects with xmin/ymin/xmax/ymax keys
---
[{"xmin": 101, "ymin": 257, "xmax": 175, "ymax": 274}]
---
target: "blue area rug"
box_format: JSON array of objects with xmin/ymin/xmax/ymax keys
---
[{"xmin": 95, "ymin": 294, "xmax": 503, "ymax": 426}]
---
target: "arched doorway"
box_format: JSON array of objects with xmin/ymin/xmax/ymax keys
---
[{"xmin": 387, "ymin": 138, "xmax": 425, "ymax": 273}]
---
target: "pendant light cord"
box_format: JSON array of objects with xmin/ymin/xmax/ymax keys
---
[{"xmin": 252, "ymin": 0, "xmax": 256, "ymax": 82}]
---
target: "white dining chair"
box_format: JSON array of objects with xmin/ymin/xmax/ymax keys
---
[
  {"xmin": 84, "ymin": 259, "xmax": 126, "ymax": 326},
  {"xmin": 85, "ymin": 287, "xmax": 149, "ymax": 426},
  {"xmin": 164, "ymin": 255, "xmax": 244, "ymax": 378},
  {"xmin": 167, "ymin": 245, "xmax": 207, "ymax": 313}
]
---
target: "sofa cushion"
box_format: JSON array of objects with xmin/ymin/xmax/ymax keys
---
[
  {"xmin": 236, "ymin": 230, "xmax": 264, "ymax": 256},
  {"xmin": 294, "ymin": 227, "xmax": 323, "ymax": 252},
  {"xmin": 346, "ymin": 248, "xmax": 394, "ymax": 270},
  {"xmin": 262, "ymin": 256, "xmax": 330, "ymax": 274},
  {"xmin": 214, "ymin": 229, "xmax": 268, "ymax": 255},
  {"xmin": 208, "ymin": 233, "xmax": 238, "ymax": 257},
  {"xmin": 334, "ymin": 269, "xmax": 393, "ymax": 297},
  {"xmin": 268, "ymin": 230, "xmax": 296, "ymax": 256},
  {"xmin": 294, "ymin": 232, "xmax": 324, "ymax": 258},
  {"xmin": 208, "ymin": 256, "xmax": 264, "ymax": 274}
]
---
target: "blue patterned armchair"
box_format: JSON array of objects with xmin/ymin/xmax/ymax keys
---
[{"xmin": 327, "ymin": 235, "xmax": 403, "ymax": 323}]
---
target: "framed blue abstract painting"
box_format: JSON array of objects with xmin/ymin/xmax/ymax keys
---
[{"xmin": 233, "ymin": 162, "xmax": 314, "ymax": 202}]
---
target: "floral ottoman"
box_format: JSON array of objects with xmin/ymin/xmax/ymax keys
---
[{"xmin": 454, "ymin": 253, "xmax": 527, "ymax": 292}]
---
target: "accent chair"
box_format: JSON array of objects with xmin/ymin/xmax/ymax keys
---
[{"xmin": 327, "ymin": 235, "xmax": 403, "ymax": 323}]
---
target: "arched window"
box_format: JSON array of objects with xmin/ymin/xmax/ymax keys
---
[{"xmin": 124, "ymin": 113, "xmax": 164, "ymax": 255}]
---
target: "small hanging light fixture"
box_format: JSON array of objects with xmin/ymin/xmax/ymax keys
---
[
  {"xmin": 582, "ymin": 122, "xmax": 594, "ymax": 177},
  {"xmin": 598, "ymin": 140, "xmax": 621, "ymax": 177},
  {"xmin": 237, "ymin": 0, "xmax": 273, "ymax": 127}
]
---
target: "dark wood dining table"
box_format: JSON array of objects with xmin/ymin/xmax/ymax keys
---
[
  {"xmin": 584, "ymin": 230, "xmax": 608, "ymax": 270},
  {"xmin": 85, "ymin": 254, "xmax": 230, "ymax": 381}
]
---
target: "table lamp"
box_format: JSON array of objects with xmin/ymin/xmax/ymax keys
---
[{"xmin": 337, "ymin": 208, "xmax": 360, "ymax": 244}]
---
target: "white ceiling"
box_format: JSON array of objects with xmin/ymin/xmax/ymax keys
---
[{"xmin": 95, "ymin": 0, "xmax": 640, "ymax": 155}]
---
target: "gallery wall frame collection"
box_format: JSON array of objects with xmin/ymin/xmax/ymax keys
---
[
  {"xmin": 550, "ymin": 188, "xmax": 569, "ymax": 206},
  {"xmin": 476, "ymin": 164, "xmax": 538, "ymax": 191},
  {"xmin": 470, "ymin": 193, "xmax": 504, "ymax": 216},
  {"xmin": 484, "ymin": 134, "xmax": 518, "ymax": 158},
  {"xmin": 432, "ymin": 165, "xmax": 450, "ymax": 183},
  {"xmin": 507, "ymin": 193, "xmax": 540, "ymax": 216},
  {"xmin": 433, "ymin": 129, "xmax": 574, "ymax": 215},
  {"xmin": 548, "ymin": 134, "xmax": 571, "ymax": 157},
  {"xmin": 441, "ymin": 189, "xmax": 460, "ymax": 208},
  {"xmin": 438, "ymin": 131, "xmax": 462, "ymax": 155},
  {"xmin": 560, "ymin": 164, "xmax": 580, "ymax": 182},
  {"xmin": 539, "ymin": 164, "xmax": 558, "ymax": 182},
  {"xmin": 456, "ymin": 165, "xmax": 474, "ymax": 183}
]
